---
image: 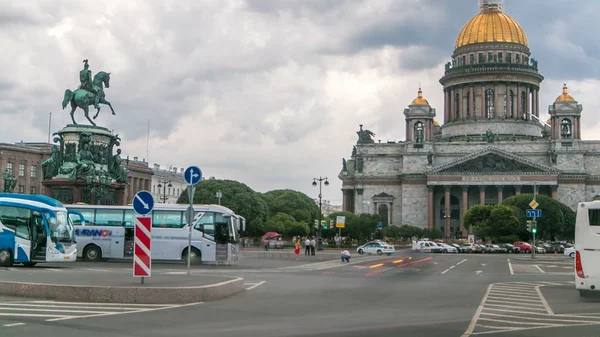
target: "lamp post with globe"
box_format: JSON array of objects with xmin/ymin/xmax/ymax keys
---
[{"xmin": 312, "ymin": 177, "xmax": 329, "ymax": 251}]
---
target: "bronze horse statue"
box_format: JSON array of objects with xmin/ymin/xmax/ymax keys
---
[{"xmin": 62, "ymin": 71, "xmax": 116, "ymax": 126}]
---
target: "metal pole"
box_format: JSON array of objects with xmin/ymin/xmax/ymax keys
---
[
  {"xmin": 47, "ymin": 112, "xmax": 52, "ymax": 143},
  {"xmin": 532, "ymin": 220, "xmax": 536, "ymax": 259},
  {"xmin": 186, "ymin": 185, "xmax": 195, "ymax": 275},
  {"xmin": 318, "ymin": 180, "xmax": 323, "ymax": 251}
]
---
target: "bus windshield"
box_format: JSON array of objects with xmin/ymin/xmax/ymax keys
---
[{"xmin": 46, "ymin": 211, "xmax": 75, "ymax": 242}]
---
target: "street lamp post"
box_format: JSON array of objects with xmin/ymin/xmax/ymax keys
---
[
  {"xmin": 216, "ymin": 190, "xmax": 222, "ymax": 205},
  {"xmin": 443, "ymin": 212, "xmax": 451, "ymax": 241},
  {"xmin": 312, "ymin": 177, "xmax": 329, "ymax": 251},
  {"xmin": 157, "ymin": 179, "xmax": 172, "ymax": 203}
]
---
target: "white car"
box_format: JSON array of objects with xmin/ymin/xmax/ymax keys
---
[
  {"xmin": 437, "ymin": 243, "xmax": 458, "ymax": 253},
  {"xmin": 357, "ymin": 241, "xmax": 396, "ymax": 256},
  {"xmin": 564, "ymin": 247, "xmax": 575, "ymax": 258}
]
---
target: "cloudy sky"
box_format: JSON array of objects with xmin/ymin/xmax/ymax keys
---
[{"xmin": 1, "ymin": 0, "xmax": 600, "ymax": 205}]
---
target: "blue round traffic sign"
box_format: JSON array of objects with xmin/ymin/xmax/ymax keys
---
[
  {"xmin": 184, "ymin": 166, "xmax": 202, "ymax": 185},
  {"xmin": 133, "ymin": 190, "xmax": 154, "ymax": 215}
]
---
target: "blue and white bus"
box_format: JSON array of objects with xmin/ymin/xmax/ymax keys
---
[
  {"xmin": 0, "ymin": 194, "xmax": 80, "ymax": 267},
  {"xmin": 65, "ymin": 203, "xmax": 245, "ymax": 264},
  {"xmin": 574, "ymin": 200, "xmax": 600, "ymax": 297}
]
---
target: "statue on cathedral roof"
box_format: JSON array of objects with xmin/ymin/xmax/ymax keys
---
[{"xmin": 356, "ymin": 124, "xmax": 376, "ymax": 144}]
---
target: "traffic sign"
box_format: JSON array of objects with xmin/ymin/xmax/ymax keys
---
[
  {"xmin": 185, "ymin": 205, "xmax": 195, "ymax": 226},
  {"xmin": 336, "ymin": 216, "xmax": 346, "ymax": 228},
  {"xmin": 184, "ymin": 166, "xmax": 202, "ymax": 185},
  {"xmin": 526, "ymin": 209, "xmax": 542, "ymax": 218},
  {"xmin": 529, "ymin": 200, "xmax": 539, "ymax": 209},
  {"xmin": 377, "ymin": 222, "xmax": 383, "ymax": 229},
  {"xmin": 133, "ymin": 190, "xmax": 154, "ymax": 216},
  {"xmin": 133, "ymin": 217, "xmax": 152, "ymax": 278}
]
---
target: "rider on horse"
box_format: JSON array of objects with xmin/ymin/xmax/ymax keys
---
[{"xmin": 79, "ymin": 59, "xmax": 100, "ymax": 110}]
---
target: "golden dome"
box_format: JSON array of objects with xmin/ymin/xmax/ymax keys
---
[
  {"xmin": 455, "ymin": 3, "xmax": 528, "ymax": 49},
  {"xmin": 433, "ymin": 120, "xmax": 440, "ymax": 127},
  {"xmin": 411, "ymin": 87, "xmax": 429, "ymax": 105},
  {"xmin": 555, "ymin": 84, "xmax": 576, "ymax": 103}
]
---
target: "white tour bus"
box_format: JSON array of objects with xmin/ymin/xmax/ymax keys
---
[
  {"xmin": 574, "ymin": 200, "xmax": 600, "ymax": 297},
  {"xmin": 0, "ymin": 194, "xmax": 80, "ymax": 267},
  {"xmin": 65, "ymin": 203, "xmax": 245, "ymax": 264}
]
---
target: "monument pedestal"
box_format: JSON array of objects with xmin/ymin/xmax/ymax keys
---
[{"xmin": 42, "ymin": 124, "xmax": 129, "ymax": 205}]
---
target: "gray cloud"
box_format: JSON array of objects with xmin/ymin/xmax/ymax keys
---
[{"xmin": 1, "ymin": 0, "xmax": 600, "ymax": 203}]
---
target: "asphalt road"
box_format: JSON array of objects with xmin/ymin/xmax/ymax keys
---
[{"xmin": 0, "ymin": 252, "xmax": 597, "ymax": 337}]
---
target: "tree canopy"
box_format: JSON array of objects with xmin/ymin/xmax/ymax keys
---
[
  {"xmin": 262, "ymin": 189, "xmax": 319, "ymax": 224},
  {"xmin": 325, "ymin": 211, "xmax": 381, "ymax": 242},
  {"xmin": 177, "ymin": 179, "xmax": 269, "ymax": 237},
  {"xmin": 463, "ymin": 204, "xmax": 522, "ymax": 242},
  {"xmin": 502, "ymin": 194, "xmax": 572, "ymax": 240}
]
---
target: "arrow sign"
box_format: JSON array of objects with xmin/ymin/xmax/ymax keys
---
[
  {"xmin": 133, "ymin": 190, "xmax": 154, "ymax": 216},
  {"xmin": 526, "ymin": 209, "xmax": 542, "ymax": 218},
  {"xmin": 184, "ymin": 166, "xmax": 203, "ymax": 185}
]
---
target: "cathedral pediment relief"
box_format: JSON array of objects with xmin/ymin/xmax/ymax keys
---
[{"xmin": 425, "ymin": 147, "xmax": 558, "ymax": 175}]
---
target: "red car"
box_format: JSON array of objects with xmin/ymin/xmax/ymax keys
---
[{"xmin": 513, "ymin": 241, "xmax": 532, "ymax": 253}]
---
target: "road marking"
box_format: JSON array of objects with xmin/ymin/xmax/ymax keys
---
[
  {"xmin": 245, "ymin": 281, "xmax": 266, "ymax": 290},
  {"xmin": 475, "ymin": 270, "xmax": 483, "ymax": 275},
  {"xmin": 442, "ymin": 258, "xmax": 467, "ymax": 274},
  {"xmin": 393, "ymin": 259, "xmax": 404, "ymax": 264},
  {"xmin": 46, "ymin": 302, "xmax": 202, "ymax": 322},
  {"xmin": 534, "ymin": 265, "xmax": 546, "ymax": 273},
  {"xmin": 507, "ymin": 259, "xmax": 514, "ymax": 275},
  {"xmin": 462, "ymin": 281, "xmax": 600, "ymax": 336},
  {"xmin": 84, "ymin": 268, "xmax": 112, "ymax": 272},
  {"xmin": 2, "ymin": 322, "xmax": 25, "ymax": 327},
  {"xmin": 369, "ymin": 263, "xmax": 384, "ymax": 269}
]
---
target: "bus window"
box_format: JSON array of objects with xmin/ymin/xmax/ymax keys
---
[
  {"xmin": 123, "ymin": 210, "xmax": 136, "ymax": 227},
  {"xmin": 194, "ymin": 212, "xmax": 215, "ymax": 240},
  {"xmin": 95, "ymin": 209, "xmax": 125, "ymax": 226},
  {"xmin": 589, "ymin": 209, "xmax": 600, "ymax": 226},
  {"xmin": 152, "ymin": 210, "xmax": 182, "ymax": 228},
  {"xmin": 0, "ymin": 206, "xmax": 31, "ymax": 240},
  {"xmin": 69, "ymin": 208, "xmax": 94, "ymax": 225}
]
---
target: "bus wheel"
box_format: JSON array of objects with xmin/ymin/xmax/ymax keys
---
[
  {"xmin": 183, "ymin": 248, "xmax": 202, "ymax": 265},
  {"xmin": 0, "ymin": 249, "xmax": 13, "ymax": 267},
  {"xmin": 84, "ymin": 245, "xmax": 102, "ymax": 262},
  {"xmin": 23, "ymin": 262, "xmax": 37, "ymax": 267}
]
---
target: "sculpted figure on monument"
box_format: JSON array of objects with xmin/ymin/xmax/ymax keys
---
[
  {"xmin": 342, "ymin": 158, "xmax": 347, "ymax": 171},
  {"xmin": 109, "ymin": 149, "xmax": 129, "ymax": 183},
  {"xmin": 76, "ymin": 141, "xmax": 96, "ymax": 180},
  {"xmin": 356, "ymin": 125, "xmax": 375, "ymax": 144},
  {"xmin": 550, "ymin": 149, "xmax": 558, "ymax": 164},
  {"xmin": 2, "ymin": 168, "xmax": 16, "ymax": 193},
  {"xmin": 485, "ymin": 129, "xmax": 496, "ymax": 143},
  {"xmin": 62, "ymin": 59, "xmax": 116, "ymax": 126},
  {"xmin": 427, "ymin": 152, "xmax": 433, "ymax": 165},
  {"xmin": 352, "ymin": 146, "xmax": 357, "ymax": 157},
  {"xmin": 41, "ymin": 146, "xmax": 61, "ymax": 180},
  {"xmin": 356, "ymin": 157, "xmax": 364, "ymax": 173}
]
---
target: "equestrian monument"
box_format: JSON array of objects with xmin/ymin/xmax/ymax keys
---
[{"xmin": 42, "ymin": 59, "xmax": 129, "ymax": 205}]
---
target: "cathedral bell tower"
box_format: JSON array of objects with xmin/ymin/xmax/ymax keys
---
[
  {"xmin": 548, "ymin": 84, "xmax": 583, "ymax": 142},
  {"xmin": 404, "ymin": 88, "xmax": 436, "ymax": 145}
]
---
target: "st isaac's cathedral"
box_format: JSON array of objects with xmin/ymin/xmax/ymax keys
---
[{"xmin": 338, "ymin": 0, "xmax": 600, "ymax": 237}]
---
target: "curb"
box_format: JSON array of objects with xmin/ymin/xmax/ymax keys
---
[
  {"xmin": 512, "ymin": 256, "xmax": 572, "ymax": 262},
  {"xmin": 0, "ymin": 276, "xmax": 245, "ymax": 304}
]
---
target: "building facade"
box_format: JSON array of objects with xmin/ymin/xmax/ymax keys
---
[
  {"xmin": 339, "ymin": 0, "xmax": 600, "ymax": 237},
  {"xmin": 123, "ymin": 157, "xmax": 154, "ymax": 205},
  {"xmin": 151, "ymin": 164, "xmax": 187, "ymax": 204},
  {"xmin": 0, "ymin": 142, "xmax": 53, "ymax": 195}
]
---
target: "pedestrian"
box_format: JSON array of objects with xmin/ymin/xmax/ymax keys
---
[
  {"xmin": 294, "ymin": 239, "xmax": 301, "ymax": 260},
  {"xmin": 264, "ymin": 238, "xmax": 269, "ymax": 251},
  {"xmin": 341, "ymin": 249, "xmax": 351, "ymax": 263},
  {"xmin": 305, "ymin": 237, "xmax": 311, "ymax": 255},
  {"xmin": 310, "ymin": 237, "xmax": 316, "ymax": 256}
]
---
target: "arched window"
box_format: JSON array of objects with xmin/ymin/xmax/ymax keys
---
[
  {"xmin": 378, "ymin": 204, "xmax": 389, "ymax": 227},
  {"xmin": 520, "ymin": 91, "xmax": 527, "ymax": 119},
  {"xmin": 509, "ymin": 90, "xmax": 515, "ymax": 118},
  {"xmin": 560, "ymin": 119, "xmax": 572, "ymax": 139},
  {"xmin": 466, "ymin": 91, "xmax": 470, "ymax": 117},
  {"xmin": 414, "ymin": 122, "xmax": 424, "ymax": 143},
  {"xmin": 485, "ymin": 89, "xmax": 494, "ymax": 118},
  {"xmin": 455, "ymin": 93, "xmax": 460, "ymax": 119}
]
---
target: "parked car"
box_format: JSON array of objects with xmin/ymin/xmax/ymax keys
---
[
  {"xmin": 450, "ymin": 243, "xmax": 464, "ymax": 253},
  {"xmin": 357, "ymin": 241, "xmax": 396, "ymax": 256},
  {"xmin": 513, "ymin": 241, "xmax": 533, "ymax": 253},
  {"xmin": 564, "ymin": 247, "xmax": 575, "ymax": 258},
  {"xmin": 549, "ymin": 242, "xmax": 565, "ymax": 253},
  {"xmin": 498, "ymin": 243, "xmax": 519, "ymax": 253},
  {"xmin": 535, "ymin": 246, "xmax": 546, "ymax": 254},
  {"xmin": 438, "ymin": 243, "xmax": 458, "ymax": 253},
  {"xmin": 460, "ymin": 243, "xmax": 482, "ymax": 253}
]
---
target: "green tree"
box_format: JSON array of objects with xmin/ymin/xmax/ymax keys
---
[
  {"xmin": 262, "ymin": 189, "xmax": 319, "ymax": 224},
  {"xmin": 397, "ymin": 225, "xmax": 423, "ymax": 239},
  {"xmin": 487, "ymin": 205, "xmax": 522, "ymax": 240},
  {"xmin": 422, "ymin": 228, "xmax": 443, "ymax": 240},
  {"xmin": 177, "ymin": 179, "xmax": 269, "ymax": 237},
  {"xmin": 559, "ymin": 203, "xmax": 576, "ymax": 240},
  {"xmin": 264, "ymin": 212, "xmax": 296, "ymax": 234},
  {"xmin": 463, "ymin": 205, "xmax": 493, "ymax": 239},
  {"xmin": 502, "ymin": 194, "xmax": 565, "ymax": 241},
  {"xmin": 326, "ymin": 211, "xmax": 380, "ymax": 242}
]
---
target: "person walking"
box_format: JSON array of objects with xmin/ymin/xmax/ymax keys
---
[
  {"xmin": 310, "ymin": 237, "xmax": 316, "ymax": 256},
  {"xmin": 305, "ymin": 238, "xmax": 311, "ymax": 256},
  {"xmin": 294, "ymin": 239, "xmax": 301, "ymax": 260},
  {"xmin": 341, "ymin": 249, "xmax": 351, "ymax": 263}
]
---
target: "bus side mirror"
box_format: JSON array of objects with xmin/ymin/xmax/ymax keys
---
[{"xmin": 68, "ymin": 210, "xmax": 85, "ymax": 226}]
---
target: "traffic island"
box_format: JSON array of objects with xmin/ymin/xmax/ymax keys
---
[{"xmin": 0, "ymin": 272, "xmax": 244, "ymax": 304}]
